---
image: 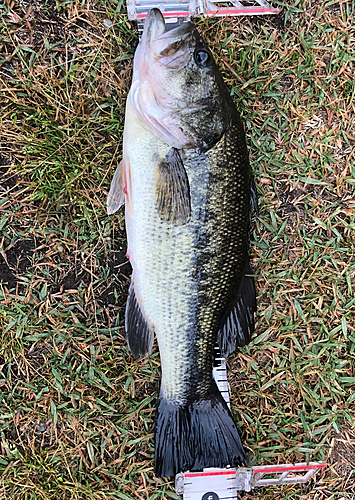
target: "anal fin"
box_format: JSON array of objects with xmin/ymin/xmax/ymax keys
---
[
  {"xmin": 218, "ymin": 262, "xmax": 256, "ymax": 357},
  {"xmin": 126, "ymin": 282, "xmax": 154, "ymax": 358}
]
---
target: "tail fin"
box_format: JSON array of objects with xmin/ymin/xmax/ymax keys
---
[{"xmin": 154, "ymin": 381, "xmax": 247, "ymax": 477}]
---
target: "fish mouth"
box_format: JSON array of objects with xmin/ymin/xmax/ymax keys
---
[
  {"xmin": 144, "ymin": 8, "xmax": 194, "ymax": 40},
  {"xmin": 143, "ymin": 8, "xmax": 195, "ymax": 62}
]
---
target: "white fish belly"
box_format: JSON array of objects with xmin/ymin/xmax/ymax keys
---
[{"xmin": 124, "ymin": 101, "xmax": 208, "ymax": 403}]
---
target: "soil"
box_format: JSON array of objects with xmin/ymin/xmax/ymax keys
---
[
  {"xmin": 329, "ymin": 428, "xmax": 355, "ymax": 479},
  {"xmin": 3, "ymin": 0, "xmax": 68, "ymax": 50},
  {"xmin": 0, "ymin": 161, "xmax": 18, "ymax": 190},
  {"xmin": 97, "ymin": 239, "xmax": 132, "ymax": 308},
  {"xmin": 248, "ymin": 8, "xmax": 290, "ymax": 32},
  {"xmin": 0, "ymin": 238, "xmax": 36, "ymax": 289}
]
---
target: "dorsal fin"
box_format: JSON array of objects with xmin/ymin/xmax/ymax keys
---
[{"xmin": 217, "ymin": 261, "xmax": 256, "ymax": 357}]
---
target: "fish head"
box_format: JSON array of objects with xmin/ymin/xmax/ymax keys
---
[{"xmin": 131, "ymin": 9, "xmax": 234, "ymax": 152}]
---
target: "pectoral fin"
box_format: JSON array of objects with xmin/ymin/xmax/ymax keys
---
[
  {"xmin": 155, "ymin": 148, "xmax": 191, "ymax": 224},
  {"xmin": 107, "ymin": 157, "xmax": 133, "ymax": 216},
  {"xmin": 107, "ymin": 160, "xmax": 125, "ymax": 215}
]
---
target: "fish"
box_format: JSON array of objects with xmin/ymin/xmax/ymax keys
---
[{"xmin": 107, "ymin": 8, "xmax": 257, "ymax": 478}]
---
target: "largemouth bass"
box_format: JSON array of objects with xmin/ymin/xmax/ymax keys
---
[{"xmin": 108, "ymin": 9, "xmax": 257, "ymax": 477}]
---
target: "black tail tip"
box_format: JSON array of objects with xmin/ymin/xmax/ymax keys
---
[{"xmin": 154, "ymin": 386, "xmax": 247, "ymax": 477}]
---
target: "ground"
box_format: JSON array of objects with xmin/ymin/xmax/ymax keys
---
[{"xmin": 0, "ymin": 0, "xmax": 355, "ymax": 498}]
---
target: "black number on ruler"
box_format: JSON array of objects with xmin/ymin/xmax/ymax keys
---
[{"xmin": 201, "ymin": 493, "xmax": 219, "ymax": 500}]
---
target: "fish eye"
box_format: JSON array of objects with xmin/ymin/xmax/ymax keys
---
[{"xmin": 194, "ymin": 49, "xmax": 212, "ymax": 68}]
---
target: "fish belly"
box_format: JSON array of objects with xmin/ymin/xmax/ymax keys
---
[{"xmin": 124, "ymin": 112, "xmax": 204, "ymax": 404}]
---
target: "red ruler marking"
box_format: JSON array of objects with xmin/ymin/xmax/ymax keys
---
[
  {"xmin": 184, "ymin": 463, "xmax": 326, "ymax": 478},
  {"xmin": 207, "ymin": 7, "xmax": 279, "ymax": 14},
  {"xmin": 137, "ymin": 7, "xmax": 279, "ymax": 18},
  {"xmin": 253, "ymin": 463, "xmax": 326, "ymax": 474},
  {"xmin": 185, "ymin": 471, "xmax": 236, "ymax": 478}
]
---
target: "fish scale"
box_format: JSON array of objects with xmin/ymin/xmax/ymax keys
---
[{"xmin": 193, "ymin": 124, "xmax": 251, "ymax": 394}]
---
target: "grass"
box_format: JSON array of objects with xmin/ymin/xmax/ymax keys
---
[{"xmin": 0, "ymin": 0, "xmax": 355, "ymax": 498}]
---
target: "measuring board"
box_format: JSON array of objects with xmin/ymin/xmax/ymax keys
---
[
  {"xmin": 175, "ymin": 463, "xmax": 327, "ymax": 498},
  {"xmin": 213, "ymin": 344, "xmax": 230, "ymax": 408},
  {"xmin": 127, "ymin": 0, "xmax": 279, "ymax": 21},
  {"xmin": 128, "ymin": 0, "xmax": 279, "ymax": 36},
  {"xmin": 176, "ymin": 469, "xmax": 238, "ymax": 499}
]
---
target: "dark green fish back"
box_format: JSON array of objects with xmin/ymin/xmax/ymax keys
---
[{"xmin": 189, "ymin": 119, "xmax": 252, "ymax": 398}]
